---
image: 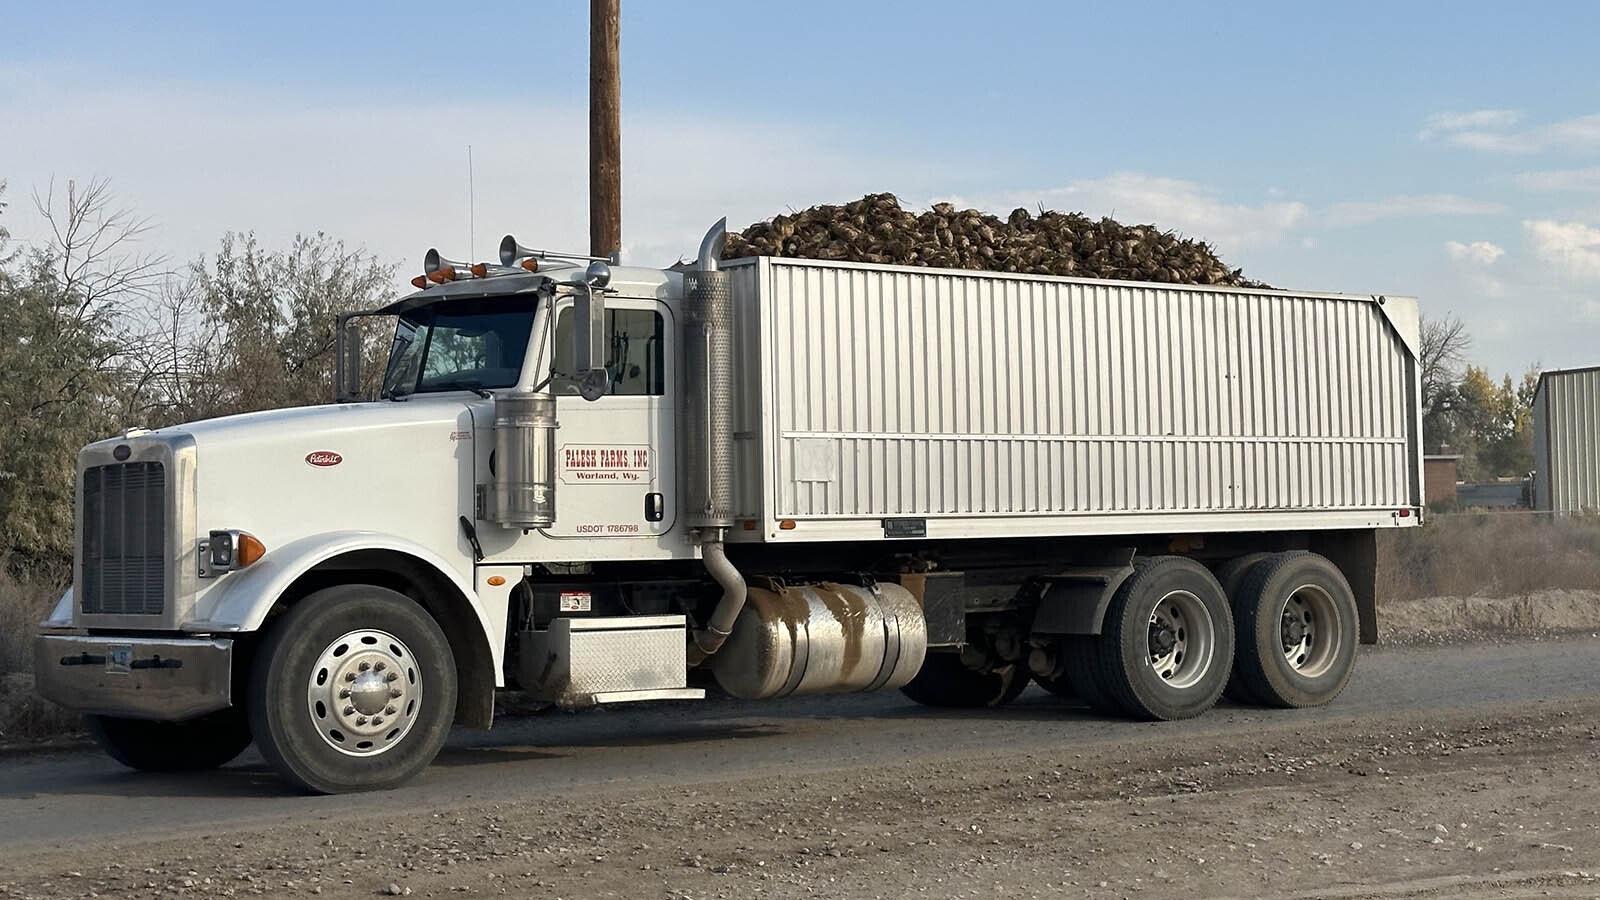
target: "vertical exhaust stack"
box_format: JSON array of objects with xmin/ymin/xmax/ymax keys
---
[{"xmin": 682, "ymin": 219, "xmax": 746, "ymax": 659}]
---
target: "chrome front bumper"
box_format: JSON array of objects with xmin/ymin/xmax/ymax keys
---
[{"xmin": 34, "ymin": 634, "xmax": 233, "ymax": 721}]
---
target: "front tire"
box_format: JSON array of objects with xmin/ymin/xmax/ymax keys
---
[
  {"xmin": 86, "ymin": 708, "xmax": 252, "ymax": 772},
  {"xmin": 249, "ymin": 585, "xmax": 457, "ymax": 794},
  {"xmin": 1089, "ymin": 556, "xmax": 1234, "ymax": 721}
]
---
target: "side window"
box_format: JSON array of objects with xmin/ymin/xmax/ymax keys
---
[{"xmin": 552, "ymin": 307, "xmax": 665, "ymax": 396}]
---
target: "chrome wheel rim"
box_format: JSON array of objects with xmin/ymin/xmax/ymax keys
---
[
  {"xmin": 305, "ymin": 629, "xmax": 421, "ymax": 757},
  {"xmin": 1146, "ymin": 590, "xmax": 1216, "ymax": 689},
  {"xmin": 1280, "ymin": 584, "xmax": 1340, "ymax": 677}
]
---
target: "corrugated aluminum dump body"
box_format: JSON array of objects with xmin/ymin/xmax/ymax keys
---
[
  {"xmin": 724, "ymin": 257, "xmax": 1422, "ymax": 543},
  {"xmin": 1533, "ymin": 366, "xmax": 1600, "ymax": 514}
]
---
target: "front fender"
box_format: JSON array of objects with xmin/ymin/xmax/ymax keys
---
[{"xmin": 189, "ymin": 531, "xmax": 481, "ymax": 635}]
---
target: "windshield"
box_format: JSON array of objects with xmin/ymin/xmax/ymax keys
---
[{"xmin": 381, "ymin": 296, "xmax": 538, "ymax": 398}]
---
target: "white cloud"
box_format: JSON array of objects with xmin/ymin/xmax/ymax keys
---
[
  {"xmin": 944, "ymin": 176, "xmax": 1508, "ymax": 259},
  {"xmin": 1515, "ymin": 167, "xmax": 1600, "ymax": 192},
  {"xmin": 1419, "ymin": 109, "xmax": 1523, "ymax": 139},
  {"xmin": 1524, "ymin": 219, "xmax": 1600, "ymax": 280},
  {"xmin": 1421, "ymin": 110, "xmax": 1600, "ymax": 154},
  {"xmin": 1445, "ymin": 240, "xmax": 1505, "ymax": 265},
  {"xmin": 1324, "ymin": 194, "xmax": 1504, "ymax": 226},
  {"xmin": 1444, "ymin": 240, "xmax": 1507, "ymax": 296},
  {"xmin": 944, "ymin": 173, "xmax": 1310, "ymax": 253}
]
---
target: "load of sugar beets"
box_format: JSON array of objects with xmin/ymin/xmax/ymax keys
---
[{"xmin": 721, "ymin": 192, "xmax": 1266, "ymax": 287}]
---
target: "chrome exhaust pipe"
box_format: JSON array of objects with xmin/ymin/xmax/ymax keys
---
[
  {"xmin": 690, "ymin": 538, "xmax": 746, "ymax": 661},
  {"xmin": 683, "ymin": 218, "xmax": 743, "ymax": 661},
  {"xmin": 697, "ymin": 217, "xmax": 726, "ymax": 271}
]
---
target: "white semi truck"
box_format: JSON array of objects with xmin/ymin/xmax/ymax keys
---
[{"xmin": 36, "ymin": 222, "xmax": 1423, "ymax": 793}]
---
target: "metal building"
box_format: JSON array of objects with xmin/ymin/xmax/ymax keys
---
[{"xmin": 1532, "ymin": 365, "xmax": 1600, "ymax": 514}]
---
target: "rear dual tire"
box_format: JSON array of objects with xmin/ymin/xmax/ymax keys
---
[
  {"xmin": 1073, "ymin": 556, "xmax": 1234, "ymax": 721},
  {"xmin": 1230, "ymin": 552, "xmax": 1358, "ymax": 708},
  {"xmin": 900, "ymin": 653, "xmax": 1030, "ymax": 708}
]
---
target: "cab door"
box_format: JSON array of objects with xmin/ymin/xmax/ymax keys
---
[{"xmin": 542, "ymin": 296, "xmax": 676, "ymax": 541}]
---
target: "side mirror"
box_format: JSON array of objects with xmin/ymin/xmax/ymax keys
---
[
  {"xmin": 573, "ymin": 282, "xmax": 610, "ymax": 402},
  {"xmin": 335, "ymin": 314, "xmax": 363, "ymax": 402}
]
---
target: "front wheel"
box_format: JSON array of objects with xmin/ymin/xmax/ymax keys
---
[
  {"xmin": 248, "ymin": 585, "xmax": 457, "ymax": 794},
  {"xmin": 86, "ymin": 708, "xmax": 252, "ymax": 772}
]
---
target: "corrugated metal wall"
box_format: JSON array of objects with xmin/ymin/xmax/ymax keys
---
[
  {"xmin": 731, "ymin": 258, "xmax": 1417, "ymax": 525},
  {"xmin": 1533, "ymin": 367, "xmax": 1600, "ymax": 513}
]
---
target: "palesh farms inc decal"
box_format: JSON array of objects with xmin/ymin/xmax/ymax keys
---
[{"xmin": 559, "ymin": 444, "xmax": 651, "ymax": 484}]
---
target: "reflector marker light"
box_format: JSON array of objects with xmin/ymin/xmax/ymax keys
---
[
  {"xmin": 237, "ymin": 533, "xmax": 267, "ymax": 567},
  {"xmin": 411, "ymin": 275, "xmax": 429, "ymax": 289}
]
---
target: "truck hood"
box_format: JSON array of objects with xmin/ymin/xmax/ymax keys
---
[{"xmin": 155, "ymin": 397, "xmax": 479, "ymax": 452}]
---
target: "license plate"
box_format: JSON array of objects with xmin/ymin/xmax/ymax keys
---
[{"xmin": 105, "ymin": 644, "xmax": 133, "ymax": 675}]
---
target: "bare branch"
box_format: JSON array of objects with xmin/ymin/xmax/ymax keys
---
[{"xmin": 1419, "ymin": 314, "xmax": 1470, "ymax": 408}]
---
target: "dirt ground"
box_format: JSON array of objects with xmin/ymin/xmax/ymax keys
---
[
  {"xmin": 1379, "ymin": 589, "xmax": 1600, "ymax": 645},
  {"xmin": 0, "ymin": 694, "xmax": 1597, "ymax": 898},
  {"xmin": 3, "ymin": 593, "xmax": 1599, "ymax": 899}
]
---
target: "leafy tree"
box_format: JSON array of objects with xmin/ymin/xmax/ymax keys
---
[
  {"xmin": 1445, "ymin": 365, "xmax": 1537, "ymax": 479},
  {"xmin": 143, "ymin": 232, "xmax": 395, "ymax": 423},
  {"xmin": 1416, "ymin": 314, "xmax": 1538, "ymax": 481}
]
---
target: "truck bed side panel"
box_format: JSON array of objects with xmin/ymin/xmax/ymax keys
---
[{"xmin": 727, "ymin": 258, "xmax": 1420, "ymax": 542}]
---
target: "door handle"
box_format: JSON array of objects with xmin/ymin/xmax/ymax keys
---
[{"xmin": 645, "ymin": 492, "xmax": 665, "ymax": 522}]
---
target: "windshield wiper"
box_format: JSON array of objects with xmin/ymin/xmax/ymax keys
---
[{"xmin": 429, "ymin": 380, "xmax": 492, "ymax": 399}]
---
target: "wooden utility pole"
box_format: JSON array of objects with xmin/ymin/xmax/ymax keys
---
[{"xmin": 590, "ymin": 0, "xmax": 621, "ymax": 260}]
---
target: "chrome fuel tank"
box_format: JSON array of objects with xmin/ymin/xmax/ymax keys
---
[{"xmin": 710, "ymin": 581, "xmax": 926, "ymax": 700}]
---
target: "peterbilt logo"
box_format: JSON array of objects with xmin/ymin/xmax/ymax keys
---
[{"xmin": 305, "ymin": 451, "xmax": 343, "ymax": 467}]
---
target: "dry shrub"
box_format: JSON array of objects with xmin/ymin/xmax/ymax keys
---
[
  {"xmin": 0, "ymin": 567, "xmax": 62, "ymax": 677},
  {"xmin": 0, "ymin": 567, "xmax": 79, "ymax": 741},
  {"xmin": 1378, "ymin": 513, "xmax": 1600, "ymax": 601}
]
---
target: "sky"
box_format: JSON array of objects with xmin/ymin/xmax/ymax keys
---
[{"xmin": 3, "ymin": 0, "xmax": 1598, "ymax": 377}]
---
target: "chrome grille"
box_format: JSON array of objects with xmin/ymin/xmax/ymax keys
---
[{"xmin": 81, "ymin": 461, "xmax": 167, "ymax": 616}]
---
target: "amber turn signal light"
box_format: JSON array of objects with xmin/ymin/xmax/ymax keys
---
[{"xmin": 236, "ymin": 533, "xmax": 266, "ymax": 567}]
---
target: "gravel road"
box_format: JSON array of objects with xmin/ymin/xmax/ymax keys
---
[{"xmin": 1, "ymin": 636, "xmax": 1597, "ymax": 899}]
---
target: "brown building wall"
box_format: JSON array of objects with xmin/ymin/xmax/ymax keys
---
[{"xmin": 1423, "ymin": 456, "xmax": 1460, "ymax": 505}]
